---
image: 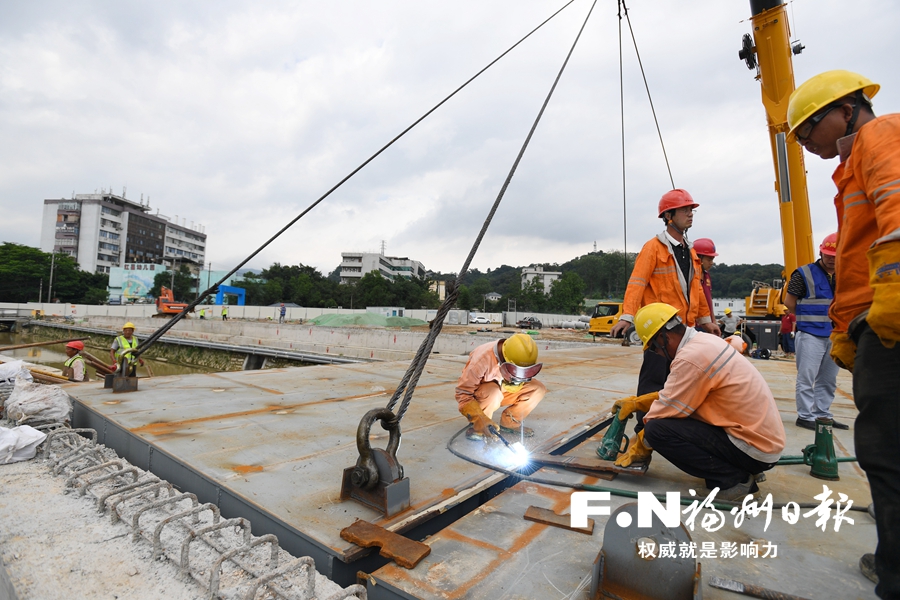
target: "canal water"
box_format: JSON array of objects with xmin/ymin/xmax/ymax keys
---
[{"xmin": 0, "ymin": 331, "xmax": 213, "ymax": 378}]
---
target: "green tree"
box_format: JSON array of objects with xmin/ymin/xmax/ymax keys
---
[
  {"xmin": 456, "ymin": 284, "xmax": 473, "ymax": 310},
  {"xmin": 0, "ymin": 243, "xmax": 109, "ymax": 303},
  {"xmin": 518, "ymin": 277, "xmax": 547, "ymax": 312},
  {"xmin": 150, "ymin": 265, "xmax": 195, "ymax": 302},
  {"xmin": 356, "ymin": 271, "xmax": 394, "ymax": 306},
  {"xmin": 548, "ymin": 271, "xmax": 586, "ymax": 314}
]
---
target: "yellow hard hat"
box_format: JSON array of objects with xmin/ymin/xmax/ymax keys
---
[
  {"xmin": 724, "ymin": 308, "xmax": 732, "ymax": 315},
  {"xmin": 499, "ymin": 333, "xmax": 542, "ymax": 381},
  {"xmin": 123, "ymin": 322, "xmax": 136, "ymax": 330},
  {"xmin": 787, "ymin": 70, "xmax": 879, "ymax": 142},
  {"xmin": 634, "ymin": 303, "xmax": 680, "ymax": 350}
]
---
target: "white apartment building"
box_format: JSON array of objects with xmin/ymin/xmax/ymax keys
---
[
  {"xmin": 521, "ymin": 265, "xmax": 561, "ymax": 294},
  {"xmin": 40, "ymin": 192, "xmax": 206, "ymax": 274},
  {"xmin": 339, "ymin": 252, "xmax": 426, "ymax": 284}
]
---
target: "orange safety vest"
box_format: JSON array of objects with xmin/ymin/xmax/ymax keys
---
[
  {"xmin": 830, "ymin": 113, "xmax": 900, "ymax": 333},
  {"xmin": 623, "ymin": 233, "xmax": 711, "ymax": 327}
]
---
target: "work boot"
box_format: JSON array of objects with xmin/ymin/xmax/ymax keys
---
[
  {"xmin": 753, "ymin": 472, "xmax": 766, "ymax": 483},
  {"xmin": 500, "ymin": 424, "xmax": 534, "ymax": 437},
  {"xmin": 795, "ymin": 418, "xmax": 816, "ymax": 430},
  {"xmin": 500, "ymin": 413, "xmax": 534, "ymax": 437},
  {"xmin": 717, "ymin": 477, "xmax": 757, "ymax": 502},
  {"xmin": 859, "ymin": 553, "xmax": 878, "ymax": 584},
  {"xmin": 830, "ymin": 419, "xmax": 850, "ymax": 430}
]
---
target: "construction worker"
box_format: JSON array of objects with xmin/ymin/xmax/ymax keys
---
[
  {"xmin": 222, "ymin": 306, "xmax": 228, "ymax": 321},
  {"xmin": 199, "ymin": 307, "xmax": 206, "ymax": 319},
  {"xmin": 609, "ymin": 189, "xmax": 719, "ymax": 443},
  {"xmin": 726, "ymin": 332, "xmax": 748, "ymax": 355},
  {"xmin": 613, "ymin": 303, "xmax": 785, "ymax": 501},
  {"xmin": 693, "ymin": 237, "xmax": 718, "ymax": 318},
  {"xmin": 109, "ymin": 322, "xmax": 143, "ymax": 376},
  {"xmin": 779, "ymin": 310, "xmax": 796, "ymax": 358},
  {"xmin": 783, "ymin": 233, "xmax": 846, "ymax": 431},
  {"xmin": 279, "ymin": 303, "xmax": 286, "ymax": 323},
  {"xmin": 62, "ymin": 341, "xmax": 89, "ymax": 382},
  {"xmin": 788, "ymin": 69, "xmax": 900, "ymax": 595},
  {"xmin": 455, "ymin": 333, "xmax": 546, "ymax": 441},
  {"xmin": 718, "ymin": 307, "xmax": 742, "ymax": 338}
]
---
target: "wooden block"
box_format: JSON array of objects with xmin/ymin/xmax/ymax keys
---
[{"xmin": 524, "ymin": 505, "xmax": 594, "ymax": 535}]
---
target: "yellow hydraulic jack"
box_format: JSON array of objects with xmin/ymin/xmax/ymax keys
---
[{"xmin": 777, "ymin": 418, "xmax": 857, "ymax": 481}]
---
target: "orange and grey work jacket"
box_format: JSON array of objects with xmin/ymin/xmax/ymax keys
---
[
  {"xmin": 830, "ymin": 113, "xmax": 900, "ymax": 334},
  {"xmin": 620, "ymin": 232, "xmax": 712, "ymax": 327},
  {"xmin": 455, "ymin": 340, "xmax": 504, "ymax": 409}
]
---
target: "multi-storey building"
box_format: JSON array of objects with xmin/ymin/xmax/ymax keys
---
[
  {"xmin": 338, "ymin": 252, "xmax": 426, "ymax": 284},
  {"xmin": 40, "ymin": 192, "xmax": 206, "ymax": 274},
  {"xmin": 521, "ymin": 265, "xmax": 561, "ymax": 294}
]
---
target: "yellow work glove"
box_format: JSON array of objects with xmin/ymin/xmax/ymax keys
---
[
  {"xmin": 459, "ymin": 399, "xmax": 500, "ymax": 439},
  {"xmin": 613, "ymin": 392, "xmax": 660, "ymax": 421},
  {"xmin": 830, "ymin": 332, "xmax": 857, "ymax": 372},
  {"xmin": 867, "ymin": 241, "xmax": 900, "ymax": 348},
  {"xmin": 615, "ymin": 430, "xmax": 653, "ymax": 467}
]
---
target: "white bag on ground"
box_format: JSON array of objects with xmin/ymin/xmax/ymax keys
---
[
  {"xmin": 4, "ymin": 376, "xmax": 72, "ymax": 426},
  {"xmin": 0, "ymin": 425, "xmax": 47, "ymax": 463},
  {"xmin": 0, "ymin": 361, "xmax": 34, "ymax": 406}
]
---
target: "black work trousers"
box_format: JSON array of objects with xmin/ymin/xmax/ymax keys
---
[
  {"xmin": 634, "ymin": 349, "xmax": 669, "ymax": 433},
  {"xmin": 852, "ymin": 322, "xmax": 900, "ymax": 599},
  {"xmin": 642, "ymin": 417, "xmax": 775, "ymax": 491}
]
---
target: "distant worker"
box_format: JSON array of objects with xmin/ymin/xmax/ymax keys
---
[
  {"xmin": 62, "ymin": 341, "xmax": 89, "ymax": 382},
  {"xmin": 109, "ymin": 322, "xmax": 143, "ymax": 376},
  {"xmin": 780, "ymin": 310, "xmax": 796, "ymax": 358},
  {"xmin": 788, "ymin": 69, "xmax": 899, "ymax": 592},
  {"xmin": 279, "ymin": 303, "xmax": 286, "ymax": 324},
  {"xmin": 718, "ymin": 307, "xmax": 743, "ymax": 338},
  {"xmin": 726, "ymin": 332, "xmax": 748, "ymax": 355},
  {"xmin": 693, "ymin": 237, "xmax": 718, "ymax": 319},
  {"xmin": 199, "ymin": 308, "xmax": 206, "ymax": 319},
  {"xmin": 455, "ymin": 333, "xmax": 546, "ymax": 441},
  {"xmin": 783, "ymin": 233, "xmax": 845, "ymax": 430},
  {"xmin": 613, "ymin": 303, "xmax": 785, "ymax": 501},
  {"xmin": 609, "ymin": 189, "xmax": 719, "ymax": 446},
  {"xmin": 222, "ymin": 306, "xmax": 228, "ymax": 321}
]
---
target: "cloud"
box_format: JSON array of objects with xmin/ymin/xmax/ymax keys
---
[{"xmin": 2, "ymin": 0, "xmax": 897, "ymax": 277}]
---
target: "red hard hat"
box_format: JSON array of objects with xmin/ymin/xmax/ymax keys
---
[
  {"xmin": 693, "ymin": 238, "xmax": 718, "ymax": 257},
  {"xmin": 819, "ymin": 232, "xmax": 838, "ymax": 256},
  {"xmin": 66, "ymin": 341, "xmax": 84, "ymax": 351},
  {"xmin": 658, "ymin": 189, "xmax": 699, "ymax": 217}
]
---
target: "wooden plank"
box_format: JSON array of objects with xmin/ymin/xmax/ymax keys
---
[{"xmin": 524, "ymin": 506, "xmax": 593, "ymax": 535}]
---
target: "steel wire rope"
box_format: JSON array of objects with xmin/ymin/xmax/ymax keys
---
[
  {"xmin": 621, "ymin": 0, "xmax": 675, "ymax": 189},
  {"xmin": 386, "ymin": 0, "xmax": 600, "ymax": 424},
  {"xmin": 131, "ymin": 0, "xmax": 579, "ymax": 358},
  {"xmin": 445, "ymin": 426, "xmax": 869, "ymax": 513}
]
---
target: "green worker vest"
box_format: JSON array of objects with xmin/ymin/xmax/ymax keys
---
[
  {"xmin": 116, "ymin": 335, "xmax": 138, "ymax": 364},
  {"xmin": 64, "ymin": 355, "xmax": 87, "ymax": 380}
]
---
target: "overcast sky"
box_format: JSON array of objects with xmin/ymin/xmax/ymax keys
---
[{"xmin": 2, "ymin": 1, "xmax": 897, "ymax": 277}]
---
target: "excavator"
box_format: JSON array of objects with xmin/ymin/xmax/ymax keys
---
[
  {"xmin": 155, "ymin": 286, "xmax": 189, "ymax": 317},
  {"xmin": 735, "ymin": 0, "xmax": 816, "ymax": 351}
]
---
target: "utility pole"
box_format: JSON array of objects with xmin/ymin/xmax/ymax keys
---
[
  {"xmin": 206, "ymin": 262, "xmax": 211, "ymax": 291},
  {"xmin": 47, "ymin": 251, "xmax": 56, "ymax": 303},
  {"xmin": 38, "ymin": 278, "xmax": 43, "ymax": 303}
]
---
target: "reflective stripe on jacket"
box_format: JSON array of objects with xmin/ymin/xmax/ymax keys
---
[
  {"xmin": 115, "ymin": 335, "xmax": 138, "ymax": 364},
  {"xmin": 830, "ymin": 113, "xmax": 900, "ymax": 332},
  {"xmin": 64, "ymin": 355, "xmax": 87, "ymax": 381},
  {"xmin": 622, "ymin": 233, "xmax": 711, "ymax": 327},
  {"xmin": 795, "ymin": 263, "xmax": 833, "ymax": 337},
  {"xmin": 644, "ymin": 328, "xmax": 785, "ymax": 462}
]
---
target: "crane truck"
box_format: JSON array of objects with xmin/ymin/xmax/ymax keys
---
[{"xmin": 735, "ymin": 0, "xmax": 816, "ymax": 354}]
